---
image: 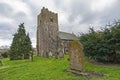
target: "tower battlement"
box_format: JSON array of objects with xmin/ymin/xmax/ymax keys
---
[
  {"xmin": 41, "ymin": 7, "xmax": 57, "ymax": 15},
  {"xmin": 37, "ymin": 7, "xmax": 58, "ymax": 26}
]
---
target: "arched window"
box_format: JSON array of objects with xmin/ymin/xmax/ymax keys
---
[
  {"xmin": 50, "ymin": 17, "xmax": 53, "ymax": 22},
  {"xmin": 40, "ymin": 20, "xmax": 41, "ymax": 23}
]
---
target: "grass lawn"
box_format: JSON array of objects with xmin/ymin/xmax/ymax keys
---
[{"xmin": 0, "ymin": 55, "xmax": 120, "ymax": 80}]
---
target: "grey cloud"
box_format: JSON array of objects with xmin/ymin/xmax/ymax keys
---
[
  {"xmin": 0, "ymin": 23, "xmax": 15, "ymax": 40},
  {"xmin": 54, "ymin": 0, "xmax": 92, "ymax": 23},
  {"xmin": 53, "ymin": 0, "xmax": 98, "ymax": 33},
  {"xmin": 0, "ymin": 3, "xmax": 13, "ymax": 17},
  {"xmin": 0, "ymin": 0, "xmax": 120, "ymax": 47},
  {"xmin": 54, "ymin": 0, "xmax": 120, "ymax": 33},
  {"xmin": 100, "ymin": 2, "xmax": 120, "ymax": 23},
  {"xmin": 0, "ymin": 0, "xmax": 37, "ymax": 46}
]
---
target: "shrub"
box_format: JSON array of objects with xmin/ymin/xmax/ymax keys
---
[{"xmin": 79, "ymin": 21, "xmax": 120, "ymax": 63}]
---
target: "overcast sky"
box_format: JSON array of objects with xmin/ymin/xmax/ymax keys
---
[{"xmin": 0, "ymin": 0, "xmax": 120, "ymax": 47}]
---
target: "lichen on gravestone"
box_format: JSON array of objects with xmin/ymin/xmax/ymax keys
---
[{"xmin": 69, "ymin": 40, "xmax": 85, "ymax": 72}]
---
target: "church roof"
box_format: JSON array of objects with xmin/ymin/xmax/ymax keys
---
[{"xmin": 59, "ymin": 31, "xmax": 78, "ymax": 40}]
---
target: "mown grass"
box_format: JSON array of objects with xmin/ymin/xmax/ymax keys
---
[
  {"xmin": 85, "ymin": 61, "xmax": 120, "ymax": 80},
  {"xmin": 0, "ymin": 55, "xmax": 120, "ymax": 80}
]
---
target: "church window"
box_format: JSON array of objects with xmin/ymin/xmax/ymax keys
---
[{"xmin": 50, "ymin": 17, "xmax": 53, "ymax": 22}]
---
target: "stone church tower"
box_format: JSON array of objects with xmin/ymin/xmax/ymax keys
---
[{"xmin": 37, "ymin": 7, "xmax": 59, "ymax": 57}]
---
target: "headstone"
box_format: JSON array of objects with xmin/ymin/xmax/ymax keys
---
[
  {"xmin": 45, "ymin": 51, "xmax": 49, "ymax": 58},
  {"xmin": 29, "ymin": 51, "xmax": 33, "ymax": 61},
  {"xmin": 48, "ymin": 51, "xmax": 53, "ymax": 57},
  {"xmin": 22, "ymin": 54, "xmax": 25, "ymax": 60},
  {"xmin": 42, "ymin": 50, "xmax": 49, "ymax": 58},
  {"xmin": 55, "ymin": 51, "xmax": 59, "ymax": 59},
  {"xmin": 58, "ymin": 48, "xmax": 64, "ymax": 58},
  {"xmin": 69, "ymin": 40, "xmax": 85, "ymax": 72},
  {"xmin": 58, "ymin": 41, "xmax": 64, "ymax": 58}
]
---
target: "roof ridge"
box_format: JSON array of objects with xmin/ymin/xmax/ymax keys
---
[
  {"xmin": 59, "ymin": 31, "xmax": 73, "ymax": 35},
  {"xmin": 59, "ymin": 31, "xmax": 78, "ymax": 40}
]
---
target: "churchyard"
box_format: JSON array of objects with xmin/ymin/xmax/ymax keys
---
[
  {"xmin": 0, "ymin": 55, "xmax": 120, "ymax": 80},
  {"xmin": 0, "ymin": 6, "xmax": 120, "ymax": 80}
]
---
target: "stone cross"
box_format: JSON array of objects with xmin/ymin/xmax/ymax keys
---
[{"xmin": 69, "ymin": 40, "xmax": 85, "ymax": 72}]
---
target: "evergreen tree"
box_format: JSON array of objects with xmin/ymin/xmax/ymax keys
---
[
  {"xmin": 79, "ymin": 21, "xmax": 120, "ymax": 63},
  {"xmin": 9, "ymin": 23, "xmax": 32, "ymax": 60},
  {"xmin": 23, "ymin": 33, "xmax": 32, "ymax": 59}
]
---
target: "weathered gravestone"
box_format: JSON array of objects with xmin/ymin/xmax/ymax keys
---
[
  {"xmin": 29, "ymin": 51, "xmax": 33, "ymax": 61},
  {"xmin": 58, "ymin": 41, "xmax": 64, "ymax": 58},
  {"xmin": 48, "ymin": 51, "xmax": 53, "ymax": 57},
  {"xmin": 69, "ymin": 40, "xmax": 85, "ymax": 72},
  {"xmin": 59, "ymin": 49, "xmax": 64, "ymax": 58},
  {"xmin": 58, "ymin": 42, "xmax": 64, "ymax": 58},
  {"xmin": 43, "ymin": 50, "xmax": 49, "ymax": 58}
]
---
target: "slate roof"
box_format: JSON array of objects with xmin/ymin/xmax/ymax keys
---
[{"xmin": 59, "ymin": 31, "xmax": 78, "ymax": 40}]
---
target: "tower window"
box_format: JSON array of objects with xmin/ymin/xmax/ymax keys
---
[{"xmin": 50, "ymin": 17, "xmax": 53, "ymax": 22}]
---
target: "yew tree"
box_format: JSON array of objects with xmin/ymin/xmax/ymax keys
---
[{"xmin": 9, "ymin": 23, "xmax": 32, "ymax": 60}]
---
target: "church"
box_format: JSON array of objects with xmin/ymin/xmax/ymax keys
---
[{"xmin": 37, "ymin": 7, "xmax": 78, "ymax": 57}]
